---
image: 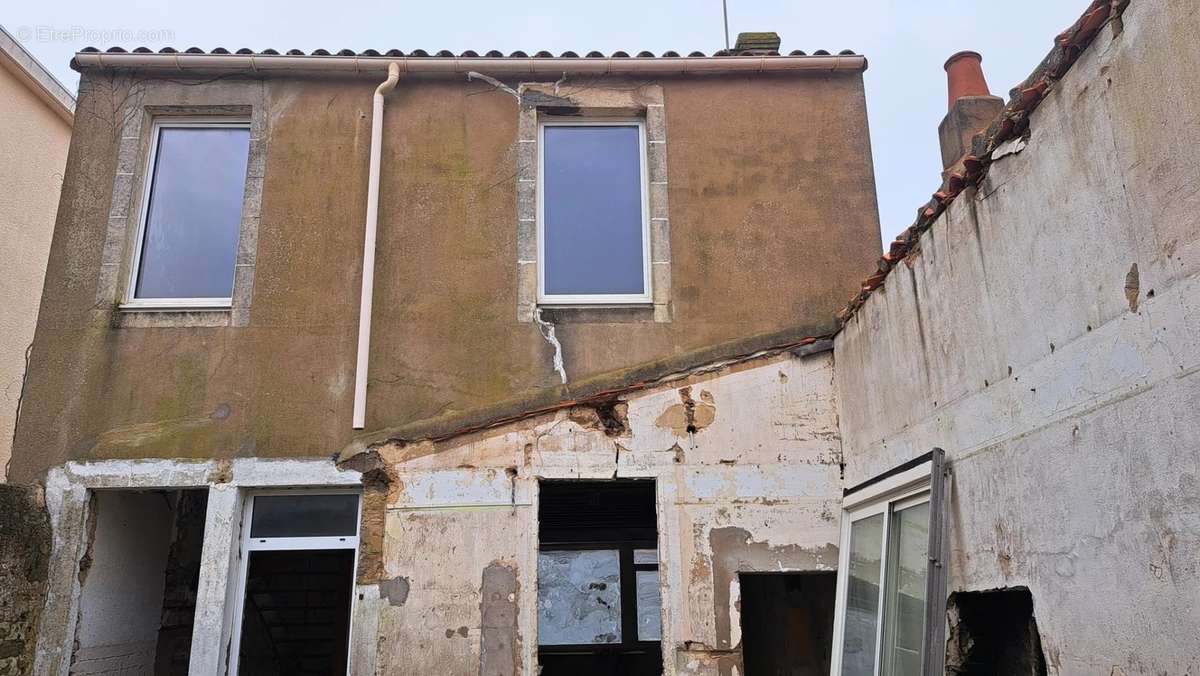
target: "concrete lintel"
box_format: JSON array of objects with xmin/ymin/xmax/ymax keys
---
[{"xmin": 57, "ymin": 457, "xmax": 361, "ymax": 489}]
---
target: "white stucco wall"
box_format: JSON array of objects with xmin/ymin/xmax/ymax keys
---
[
  {"xmin": 833, "ymin": 1, "xmax": 1200, "ymax": 673},
  {"xmin": 0, "ymin": 59, "xmax": 72, "ymax": 481},
  {"xmin": 355, "ymin": 350, "xmax": 844, "ymax": 676}
]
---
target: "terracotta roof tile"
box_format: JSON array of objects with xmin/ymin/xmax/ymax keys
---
[{"xmin": 79, "ymin": 45, "xmax": 859, "ymax": 60}]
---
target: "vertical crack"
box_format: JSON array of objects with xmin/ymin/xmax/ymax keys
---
[{"xmin": 534, "ymin": 308, "xmax": 568, "ymax": 384}]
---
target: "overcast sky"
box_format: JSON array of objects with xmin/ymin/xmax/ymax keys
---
[{"xmin": 6, "ymin": 0, "xmax": 1086, "ymax": 246}]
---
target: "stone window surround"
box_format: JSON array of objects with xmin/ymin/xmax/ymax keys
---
[
  {"xmin": 97, "ymin": 94, "xmax": 267, "ymax": 329},
  {"xmin": 516, "ymin": 82, "xmax": 671, "ymax": 323}
]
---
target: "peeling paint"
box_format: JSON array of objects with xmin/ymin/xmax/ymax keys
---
[
  {"xmin": 656, "ymin": 387, "xmax": 717, "ymax": 437},
  {"xmin": 380, "ymin": 576, "xmax": 410, "ymax": 607},
  {"xmin": 479, "ymin": 562, "xmax": 520, "ymax": 676},
  {"xmin": 1124, "ymin": 262, "xmax": 1139, "ymax": 312},
  {"xmin": 707, "ymin": 526, "xmax": 838, "ymax": 659}
]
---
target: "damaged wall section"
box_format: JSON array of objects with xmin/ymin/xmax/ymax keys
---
[{"xmin": 346, "ymin": 349, "xmax": 843, "ymax": 676}]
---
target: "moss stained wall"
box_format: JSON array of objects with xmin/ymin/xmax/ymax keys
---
[
  {"xmin": 11, "ymin": 70, "xmax": 879, "ymax": 482},
  {"xmin": 0, "ymin": 485, "xmax": 51, "ymax": 675}
]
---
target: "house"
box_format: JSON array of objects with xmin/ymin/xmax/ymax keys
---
[
  {"xmin": 2, "ymin": 0, "xmax": 1198, "ymax": 674},
  {"xmin": 0, "ymin": 25, "xmax": 74, "ymax": 480},
  {"xmin": 5, "ymin": 28, "xmax": 880, "ymax": 676}
]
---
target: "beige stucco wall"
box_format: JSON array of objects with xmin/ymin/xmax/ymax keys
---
[
  {"xmin": 0, "ymin": 62, "xmax": 72, "ymax": 481},
  {"xmin": 11, "ymin": 68, "xmax": 881, "ymax": 482}
]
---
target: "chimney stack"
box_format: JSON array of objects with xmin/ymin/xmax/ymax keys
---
[
  {"xmin": 733, "ymin": 32, "xmax": 781, "ymax": 54},
  {"xmin": 938, "ymin": 51, "xmax": 1004, "ymax": 174}
]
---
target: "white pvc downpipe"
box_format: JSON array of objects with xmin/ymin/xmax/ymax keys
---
[{"xmin": 353, "ymin": 61, "xmax": 400, "ymax": 429}]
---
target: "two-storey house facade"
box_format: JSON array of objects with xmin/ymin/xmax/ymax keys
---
[{"xmin": 9, "ymin": 37, "xmax": 881, "ymax": 676}]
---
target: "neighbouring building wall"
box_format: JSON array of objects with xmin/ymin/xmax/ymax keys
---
[
  {"xmin": 833, "ymin": 1, "xmax": 1200, "ymax": 674},
  {"xmin": 0, "ymin": 485, "xmax": 52, "ymax": 676},
  {"xmin": 346, "ymin": 350, "xmax": 842, "ymax": 676},
  {"xmin": 0, "ymin": 61, "xmax": 72, "ymax": 480},
  {"xmin": 11, "ymin": 67, "xmax": 879, "ymax": 482}
]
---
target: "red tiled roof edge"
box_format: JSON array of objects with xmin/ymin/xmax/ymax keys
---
[{"xmin": 836, "ymin": 0, "xmax": 1129, "ymax": 326}]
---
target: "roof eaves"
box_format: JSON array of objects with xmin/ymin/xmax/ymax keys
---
[
  {"xmin": 70, "ymin": 47, "xmax": 867, "ymax": 75},
  {"xmin": 836, "ymin": 0, "xmax": 1126, "ymax": 326},
  {"xmin": 0, "ymin": 24, "xmax": 75, "ymax": 123}
]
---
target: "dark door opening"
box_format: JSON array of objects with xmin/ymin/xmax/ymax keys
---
[
  {"xmin": 236, "ymin": 549, "xmax": 355, "ymax": 675},
  {"xmin": 234, "ymin": 492, "xmax": 361, "ymax": 676},
  {"xmin": 946, "ymin": 587, "xmax": 1047, "ymax": 676},
  {"xmin": 740, "ymin": 572, "xmax": 837, "ymax": 676},
  {"xmin": 537, "ymin": 480, "xmax": 662, "ymax": 676}
]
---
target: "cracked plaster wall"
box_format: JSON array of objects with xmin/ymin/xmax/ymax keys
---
[
  {"xmin": 834, "ymin": 2, "xmax": 1200, "ymax": 674},
  {"xmin": 352, "ymin": 350, "xmax": 842, "ymax": 676}
]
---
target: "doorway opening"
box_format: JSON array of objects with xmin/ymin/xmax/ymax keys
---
[
  {"xmin": 72, "ymin": 489, "xmax": 207, "ymax": 676},
  {"xmin": 537, "ymin": 480, "xmax": 662, "ymax": 676},
  {"xmin": 739, "ymin": 572, "xmax": 837, "ymax": 676},
  {"xmin": 230, "ymin": 491, "xmax": 361, "ymax": 676}
]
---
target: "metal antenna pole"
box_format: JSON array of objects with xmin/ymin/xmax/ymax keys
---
[{"xmin": 722, "ymin": 0, "xmax": 730, "ymax": 50}]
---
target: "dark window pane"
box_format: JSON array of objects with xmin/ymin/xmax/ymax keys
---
[
  {"xmin": 542, "ymin": 125, "xmax": 645, "ymax": 296},
  {"xmin": 135, "ymin": 126, "xmax": 250, "ymax": 299},
  {"xmin": 250, "ymin": 495, "xmax": 359, "ymax": 538},
  {"xmin": 237, "ymin": 549, "xmax": 353, "ymax": 675},
  {"xmin": 537, "ymin": 549, "xmax": 622, "ymax": 645}
]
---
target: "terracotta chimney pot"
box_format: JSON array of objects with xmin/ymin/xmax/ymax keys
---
[
  {"xmin": 938, "ymin": 50, "xmax": 1004, "ymax": 174},
  {"xmin": 944, "ymin": 51, "xmax": 991, "ymax": 110}
]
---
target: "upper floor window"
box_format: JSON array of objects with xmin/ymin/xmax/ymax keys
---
[
  {"xmin": 127, "ymin": 118, "xmax": 251, "ymax": 308},
  {"xmin": 537, "ymin": 121, "xmax": 651, "ymax": 305}
]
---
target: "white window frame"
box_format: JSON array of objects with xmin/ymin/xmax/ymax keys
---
[
  {"xmin": 830, "ymin": 461, "xmax": 933, "ymax": 676},
  {"xmin": 228, "ymin": 489, "xmax": 362, "ymax": 676},
  {"xmin": 123, "ymin": 117, "xmax": 252, "ymax": 311},
  {"xmin": 536, "ymin": 119, "xmax": 653, "ymax": 306}
]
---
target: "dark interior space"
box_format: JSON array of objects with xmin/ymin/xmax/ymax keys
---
[
  {"xmin": 538, "ymin": 480, "xmax": 662, "ymax": 676},
  {"xmin": 153, "ymin": 490, "xmax": 208, "ymax": 676},
  {"xmin": 946, "ymin": 587, "xmax": 1047, "ymax": 676},
  {"xmin": 739, "ymin": 572, "xmax": 837, "ymax": 676},
  {"xmin": 237, "ymin": 549, "xmax": 355, "ymax": 676}
]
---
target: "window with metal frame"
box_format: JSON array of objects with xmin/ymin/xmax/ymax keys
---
[
  {"xmin": 830, "ymin": 450, "xmax": 948, "ymax": 676},
  {"xmin": 537, "ymin": 120, "xmax": 652, "ymax": 305},
  {"xmin": 537, "ymin": 480, "xmax": 662, "ymax": 675},
  {"xmin": 126, "ymin": 118, "xmax": 251, "ymax": 309},
  {"xmin": 229, "ymin": 491, "xmax": 361, "ymax": 676}
]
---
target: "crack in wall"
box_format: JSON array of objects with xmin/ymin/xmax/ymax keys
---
[{"xmin": 534, "ymin": 308, "xmax": 568, "ymax": 384}]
